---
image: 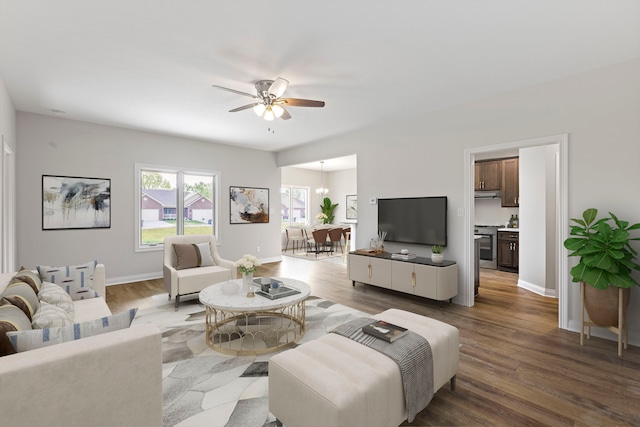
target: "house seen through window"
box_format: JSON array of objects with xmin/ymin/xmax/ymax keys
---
[
  {"xmin": 137, "ymin": 165, "xmax": 218, "ymax": 250},
  {"xmin": 281, "ymin": 186, "xmax": 309, "ymax": 229}
]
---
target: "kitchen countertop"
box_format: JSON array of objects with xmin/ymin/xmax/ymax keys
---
[{"xmin": 498, "ymin": 228, "xmax": 519, "ymax": 232}]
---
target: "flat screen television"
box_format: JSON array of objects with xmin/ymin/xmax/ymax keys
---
[{"xmin": 377, "ymin": 196, "xmax": 447, "ymax": 246}]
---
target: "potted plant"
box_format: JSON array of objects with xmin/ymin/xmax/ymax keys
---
[
  {"xmin": 563, "ymin": 208, "xmax": 640, "ymax": 326},
  {"xmin": 431, "ymin": 245, "xmax": 444, "ymax": 263},
  {"xmin": 320, "ymin": 197, "xmax": 338, "ymax": 224}
]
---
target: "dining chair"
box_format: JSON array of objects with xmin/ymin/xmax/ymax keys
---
[
  {"xmin": 285, "ymin": 227, "xmax": 307, "ymax": 253},
  {"xmin": 307, "ymin": 228, "xmax": 329, "ymax": 257},
  {"xmin": 328, "ymin": 228, "xmax": 344, "ymax": 254},
  {"xmin": 342, "ymin": 227, "xmax": 352, "ymax": 262}
]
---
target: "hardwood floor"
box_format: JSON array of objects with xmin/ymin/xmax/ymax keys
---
[{"xmin": 106, "ymin": 256, "xmax": 640, "ymax": 426}]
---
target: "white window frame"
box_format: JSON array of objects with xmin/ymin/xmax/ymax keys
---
[
  {"xmin": 135, "ymin": 163, "xmax": 220, "ymax": 252},
  {"xmin": 281, "ymin": 185, "xmax": 310, "ymax": 230}
]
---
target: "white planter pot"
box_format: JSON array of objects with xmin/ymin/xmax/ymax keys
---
[{"xmin": 431, "ymin": 253, "xmax": 444, "ymax": 263}]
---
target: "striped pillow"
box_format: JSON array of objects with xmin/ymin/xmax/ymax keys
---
[
  {"xmin": 37, "ymin": 260, "xmax": 99, "ymax": 301},
  {"xmin": 9, "ymin": 268, "xmax": 43, "ymax": 294},
  {"xmin": 0, "ymin": 281, "xmax": 40, "ymax": 320},
  {"xmin": 6, "ymin": 308, "xmax": 137, "ymax": 353},
  {"xmin": 0, "ymin": 299, "xmax": 33, "ymax": 356},
  {"xmin": 173, "ymin": 243, "xmax": 215, "ymax": 270}
]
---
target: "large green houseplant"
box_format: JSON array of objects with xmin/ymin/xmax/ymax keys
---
[
  {"xmin": 320, "ymin": 197, "xmax": 338, "ymax": 225},
  {"xmin": 564, "ymin": 208, "xmax": 640, "ymax": 326}
]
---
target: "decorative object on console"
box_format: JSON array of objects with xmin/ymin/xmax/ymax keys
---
[
  {"xmin": 563, "ymin": 208, "xmax": 640, "ymax": 356},
  {"xmin": 37, "ymin": 260, "xmax": 99, "ymax": 301},
  {"xmin": 42, "ymin": 175, "xmax": 111, "ymax": 230},
  {"xmin": 346, "ymin": 194, "xmax": 357, "ymax": 220},
  {"xmin": 431, "ymin": 245, "xmax": 444, "ymax": 263},
  {"xmin": 230, "ymin": 186, "xmax": 269, "ymax": 224}
]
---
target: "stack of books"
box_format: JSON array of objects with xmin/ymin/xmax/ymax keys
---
[
  {"xmin": 391, "ymin": 252, "xmax": 416, "ymax": 260},
  {"xmin": 362, "ymin": 320, "xmax": 408, "ymax": 342}
]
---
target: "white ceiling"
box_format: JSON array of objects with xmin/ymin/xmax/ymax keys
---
[{"xmin": 1, "ymin": 1, "xmax": 639, "ymax": 153}]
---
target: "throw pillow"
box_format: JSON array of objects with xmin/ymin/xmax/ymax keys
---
[
  {"xmin": 7, "ymin": 307, "xmax": 138, "ymax": 353},
  {"xmin": 38, "ymin": 282, "xmax": 75, "ymax": 319},
  {"xmin": 37, "ymin": 260, "xmax": 99, "ymax": 301},
  {"xmin": 0, "ymin": 281, "xmax": 40, "ymax": 320},
  {"xmin": 9, "ymin": 267, "xmax": 43, "ymax": 294},
  {"xmin": 173, "ymin": 243, "xmax": 215, "ymax": 270},
  {"xmin": 0, "ymin": 299, "xmax": 33, "ymax": 356},
  {"xmin": 31, "ymin": 302, "xmax": 74, "ymax": 329}
]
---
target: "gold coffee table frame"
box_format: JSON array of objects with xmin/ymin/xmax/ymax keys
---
[{"xmin": 200, "ymin": 278, "xmax": 310, "ymax": 356}]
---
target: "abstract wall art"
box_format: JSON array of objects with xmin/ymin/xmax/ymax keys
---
[
  {"xmin": 346, "ymin": 194, "xmax": 357, "ymax": 220},
  {"xmin": 42, "ymin": 175, "xmax": 111, "ymax": 230},
  {"xmin": 230, "ymin": 186, "xmax": 269, "ymax": 224}
]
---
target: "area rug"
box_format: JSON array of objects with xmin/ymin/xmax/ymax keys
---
[
  {"xmin": 132, "ymin": 294, "xmax": 369, "ymax": 427},
  {"xmin": 281, "ymin": 250, "xmax": 345, "ymax": 262}
]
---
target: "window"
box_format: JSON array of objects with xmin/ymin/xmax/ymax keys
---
[
  {"xmin": 281, "ymin": 186, "xmax": 309, "ymax": 229},
  {"xmin": 136, "ymin": 164, "xmax": 219, "ymax": 251}
]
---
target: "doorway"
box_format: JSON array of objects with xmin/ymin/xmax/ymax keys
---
[{"xmin": 464, "ymin": 134, "xmax": 569, "ymax": 330}]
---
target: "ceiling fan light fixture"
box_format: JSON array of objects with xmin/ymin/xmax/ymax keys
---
[
  {"xmin": 253, "ymin": 103, "xmax": 266, "ymax": 117},
  {"xmin": 272, "ymin": 104, "xmax": 284, "ymax": 118},
  {"xmin": 263, "ymin": 107, "xmax": 275, "ymax": 121}
]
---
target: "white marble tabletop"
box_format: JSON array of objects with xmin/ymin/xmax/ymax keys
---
[{"xmin": 199, "ymin": 277, "xmax": 310, "ymax": 311}]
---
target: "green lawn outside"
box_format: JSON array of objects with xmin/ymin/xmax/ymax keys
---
[{"xmin": 141, "ymin": 225, "xmax": 213, "ymax": 245}]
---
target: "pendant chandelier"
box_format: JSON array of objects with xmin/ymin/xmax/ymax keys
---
[{"xmin": 315, "ymin": 161, "xmax": 328, "ymax": 196}]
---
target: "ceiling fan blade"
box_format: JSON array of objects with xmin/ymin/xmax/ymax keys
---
[
  {"xmin": 268, "ymin": 77, "xmax": 289, "ymax": 98},
  {"xmin": 281, "ymin": 98, "xmax": 325, "ymax": 108},
  {"xmin": 280, "ymin": 106, "xmax": 292, "ymax": 120},
  {"xmin": 211, "ymin": 85, "xmax": 259, "ymax": 99},
  {"xmin": 229, "ymin": 103, "xmax": 260, "ymax": 112}
]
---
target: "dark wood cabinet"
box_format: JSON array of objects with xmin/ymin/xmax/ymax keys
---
[
  {"xmin": 501, "ymin": 157, "xmax": 519, "ymax": 207},
  {"xmin": 498, "ymin": 231, "xmax": 519, "ymax": 272},
  {"xmin": 474, "ymin": 160, "xmax": 502, "ymax": 191}
]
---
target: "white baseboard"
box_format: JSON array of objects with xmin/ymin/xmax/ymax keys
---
[
  {"xmin": 106, "ymin": 271, "xmax": 163, "ymax": 286},
  {"xmin": 517, "ymin": 278, "xmax": 557, "ymax": 298}
]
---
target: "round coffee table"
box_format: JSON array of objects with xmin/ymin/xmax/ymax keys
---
[{"xmin": 199, "ymin": 277, "xmax": 310, "ymax": 355}]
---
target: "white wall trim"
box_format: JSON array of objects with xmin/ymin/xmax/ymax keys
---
[
  {"xmin": 464, "ymin": 134, "xmax": 569, "ymax": 331},
  {"xmin": 518, "ymin": 278, "xmax": 558, "ymax": 298},
  {"xmin": 106, "ymin": 271, "xmax": 163, "ymax": 286}
]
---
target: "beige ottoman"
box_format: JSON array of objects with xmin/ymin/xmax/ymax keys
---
[{"xmin": 268, "ymin": 309, "xmax": 459, "ymax": 427}]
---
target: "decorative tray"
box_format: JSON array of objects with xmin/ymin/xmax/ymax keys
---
[{"xmin": 255, "ymin": 286, "xmax": 301, "ymax": 300}]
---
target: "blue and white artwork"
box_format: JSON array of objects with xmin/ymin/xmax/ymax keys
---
[{"xmin": 42, "ymin": 175, "xmax": 111, "ymax": 230}]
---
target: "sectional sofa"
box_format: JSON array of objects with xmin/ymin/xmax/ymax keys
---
[{"xmin": 0, "ymin": 265, "xmax": 163, "ymax": 427}]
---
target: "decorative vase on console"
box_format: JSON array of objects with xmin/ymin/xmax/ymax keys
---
[{"xmin": 235, "ymin": 254, "xmax": 261, "ymax": 296}]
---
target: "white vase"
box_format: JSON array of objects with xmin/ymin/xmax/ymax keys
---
[
  {"xmin": 431, "ymin": 253, "xmax": 444, "ymax": 264},
  {"xmin": 242, "ymin": 271, "xmax": 253, "ymax": 293}
]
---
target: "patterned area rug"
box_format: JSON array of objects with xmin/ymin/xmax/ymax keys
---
[
  {"xmin": 133, "ymin": 294, "xmax": 369, "ymax": 427},
  {"xmin": 281, "ymin": 250, "xmax": 345, "ymax": 262}
]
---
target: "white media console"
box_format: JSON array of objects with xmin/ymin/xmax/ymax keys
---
[{"xmin": 348, "ymin": 252, "xmax": 458, "ymax": 302}]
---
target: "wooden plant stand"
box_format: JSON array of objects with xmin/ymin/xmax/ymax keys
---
[{"xmin": 580, "ymin": 281, "xmax": 628, "ymax": 356}]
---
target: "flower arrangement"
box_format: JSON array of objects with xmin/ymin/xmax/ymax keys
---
[
  {"xmin": 235, "ymin": 254, "xmax": 261, "ymax": 274},
  {"xmin": 316, "ymin": 212, "xmax": 329, "ymax": 224}
]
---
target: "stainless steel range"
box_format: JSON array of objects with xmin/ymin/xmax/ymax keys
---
[{"xmin": 474, "ymin": 225, "xmax": 500, "ymax": 269}]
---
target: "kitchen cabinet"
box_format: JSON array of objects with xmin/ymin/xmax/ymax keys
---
[
  {"xmin": 498, "ymin": 231, "xmax": 519, "ymax": 272},
  {"xmin": 475, "ymin": 160, "xmax": 502, "ymax": 191},
  {"xmin": 502, "ymin": 157, "xmax": 519, "ymax": 207},
  {"xmin": 348, "ymin": 253, "xmax": 458, "ymax": 302}
]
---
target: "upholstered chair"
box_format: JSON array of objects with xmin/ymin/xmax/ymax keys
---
[{"xmin": 163, "ymin": 234, "xmax": 237, "ymax": 310}]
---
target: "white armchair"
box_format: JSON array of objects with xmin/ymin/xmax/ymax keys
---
[{"xmin": 163, "ymin": 234, "xmax": 237, "ymax": 310}]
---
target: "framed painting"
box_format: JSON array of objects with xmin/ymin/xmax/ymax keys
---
[
  {"xmin": 230, "ymin": 186, "xmax": 270, "ymax": 224},
  {"xmin": 42, "ymin": 175, "xmax": 111, "ymax": 230},
  {"xmin": 346, "ymin": 194, "xmax": 357, "ymax": 220}
]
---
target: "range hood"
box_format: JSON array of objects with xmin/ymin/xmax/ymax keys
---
[{"xmin": 474, "ymin": 191, "xmax": 501, "ymax": 199}]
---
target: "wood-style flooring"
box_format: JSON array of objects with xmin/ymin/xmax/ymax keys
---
[{"xmin": 106, "ymin": 256, "xmax": 640, "ymax": 426}]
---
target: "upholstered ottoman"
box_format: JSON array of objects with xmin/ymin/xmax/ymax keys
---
[{"xmin": 268, "ymin": 309, "xmax": 459, "ymax": 427}]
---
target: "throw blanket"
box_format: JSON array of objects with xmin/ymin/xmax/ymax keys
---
[{"xmin": 330, "ymin": 317, "xmax": 433, "ymax": 423}]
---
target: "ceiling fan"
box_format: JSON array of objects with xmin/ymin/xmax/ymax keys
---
[{"xmin": 211, "ymin": 77, "xmax": 325, "ymax": 121}]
